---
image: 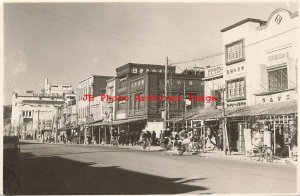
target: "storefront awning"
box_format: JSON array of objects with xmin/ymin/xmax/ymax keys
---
[
  {"xmin": 226, "ymin": 99, "xmax": 297, "ymax": 117},
  {"xmin": 187, "ymin": 108, "xmax": 223, "ymax": 120},
  {"xmin": 112, "ymin": 117, "xmax": 147, "ymax": 125}
]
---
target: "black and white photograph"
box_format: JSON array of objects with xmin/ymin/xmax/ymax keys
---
[{"xmin": 2, "ymin": 1, "xmax": 299, "ymax": 195}]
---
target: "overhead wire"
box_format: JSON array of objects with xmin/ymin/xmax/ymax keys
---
[{"xmin": 11, "ymin": 4, "xmax": 198, "ymax": 59}]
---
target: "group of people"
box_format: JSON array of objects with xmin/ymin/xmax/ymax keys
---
[
  {"xmin": 159, "ymin": 126, "xmax": 221, "ymax": 152},
  {"xmin": 111, "ymin": 129, "xmax": 158, "ymax": 146}
]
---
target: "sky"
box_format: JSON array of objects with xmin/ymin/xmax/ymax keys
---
[{"xmin": 3, "ymin": 1, "xmax": 298, "ymax": 105}]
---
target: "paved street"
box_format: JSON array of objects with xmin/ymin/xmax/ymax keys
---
[{"xmin": 16, "ymin": 142, "xmax": 297, "ymax": 195}]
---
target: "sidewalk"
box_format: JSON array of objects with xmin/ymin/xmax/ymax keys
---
[
  {"xmin": 195, "ymin": 149, "xmax": 297, "ymax": 166},
  {"xmin": 20, "ymin": 140, "xmax": 297, "ymax": 165}
]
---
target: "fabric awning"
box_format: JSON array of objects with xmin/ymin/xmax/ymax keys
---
[{"xmin": 226, "ymin": 99, "xmax": 297, "ymax": 117}]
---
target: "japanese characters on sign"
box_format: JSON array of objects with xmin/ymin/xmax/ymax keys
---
[
  {"xmin": 205, "ymin": 65, "xmax": 223, "ymax": 78},
  {"xmin": 255, "ymin": 90, "xmax": 296, "ymax": 104},
  {"xmin": 226, "ymin": 64, "xmax": 246, "ymax": 77},
  {"xmin": 226, "ymin": 100, "xmax": 247, "ymax": 108},
  {"xmin": 267, "ymin": 48, "xmax": 290, "ymax": 67},
  {"xmin": 132, "ymin": 67, "xmax": 165, "ymax": 74}
]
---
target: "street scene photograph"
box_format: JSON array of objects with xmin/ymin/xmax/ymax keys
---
[{"xmin": 2, "ymin": 1, "xmax": 299, "ymax": 195}]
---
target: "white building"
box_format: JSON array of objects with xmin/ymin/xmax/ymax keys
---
[
  {"xmin": 221, "ymin": 8, "xmax": 298, "ymax": 108},
  {"xmin": 220, "ymin": 8, "xmax": 298, "ymax": 154},
  {"xmin": 11, "ymin": 92, "xmax": 64, "ymax": 139},
  {"xmin": 104, "ymin": 77, "xmax": 116, "ymax": 122},
  {"xmin": 44, "ymin": 78, "xmax": 73, "ymax": 97}
]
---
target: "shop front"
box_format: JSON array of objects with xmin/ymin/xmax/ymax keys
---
[{"xmin": 227, "ymin": 99, "xmax": 297, "ymax": 158}]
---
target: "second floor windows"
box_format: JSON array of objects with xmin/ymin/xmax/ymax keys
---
[
  {"xmin": 227, "ymin": 78, "xmax": 246, "ymax": 100},
  {"xmin": 226, "ymin": 39, "xmax": 245, "ymax": 65},
  {"xmin": 268, "ymin": 67, "xmax": 288, "ymax": 91},
  {"xmin": 22, "ymin": 111, "xmax": 32, "ymax": 118}
]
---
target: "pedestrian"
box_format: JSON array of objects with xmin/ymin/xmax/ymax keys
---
[
  {"xmin": 125, "ymin": 131, "xmax": 130, "ymax": 146},
  {"xmin": 131, "ymin": 131, "xmax": 135, "ymax": 146},
  {"xmin": 151, "ymin": 131, "xmax": 156, "ymax": 146}
]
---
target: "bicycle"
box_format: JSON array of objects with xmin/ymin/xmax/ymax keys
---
[
  {"xmin": 142, "ymin": 139, "xmax": 150, "ymax": 151},
  {"xmin": 259, "ymin": 145, "xmax": 273, "ymax": 162},
  {"xmin": 189, "ymin": 141, "xmax": 201, "ymax": 155},
  {"xmin": 111, "ymin": 137, "xmax": 119, "ymax": 149}
]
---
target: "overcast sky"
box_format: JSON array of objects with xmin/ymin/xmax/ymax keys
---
[{"xmin": 4, "ymin": 2, "xmax": 298, "ymax": 104}]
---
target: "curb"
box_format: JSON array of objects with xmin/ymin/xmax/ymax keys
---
[{"xmin": 20, "ymin": 140, "xmax": 296, "ymax": 165}]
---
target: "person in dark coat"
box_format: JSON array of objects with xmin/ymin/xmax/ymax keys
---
[
  {"xmin": 131, "ymin": 131, "xmax": 135, "ymax": 146},
  {"xmin": 151, "ymin": 131, "xmax": 156, "ymax": 146}
]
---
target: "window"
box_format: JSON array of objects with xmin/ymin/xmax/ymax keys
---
[
  {"xmin": 268, "ymin": 67, "xmax": 288, "ymax": 91},
  {"xmin": 226, "ymin": 39, "xmax": 245, "ymax": 65},
  {"xmin": 211, "ymin": 90, "xmax": 222, "ymax": 107},
  {"xmin": 118, "ymin": 100, "xmax": 126, "ymax": 110},
  {"xmin": 227, "ymin": 78, "xmax": 245, "ymax": 100},
  {"xmin": 22, "ymin": 110, "xmax": 32, "ymax": 118}
]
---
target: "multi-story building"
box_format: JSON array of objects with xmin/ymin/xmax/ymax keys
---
[
  {"xmin": 77, "ymin": 75, "xmax": 113, "ymax": 124},
  {"xmin": 11, "ymin": 91, "xmax": 64, "ymax": 139},
  {"xmin": 44, "ymin": 78, "xmax": 73, "ymax": 97},
  {"xmin": 220, "ymin": 8, "xmax": 298, "ymax": 154},
  {"xmin": 77, "ymin": 75, "xmax": 113, "ymax": 143},
  {"xmin": 104, "ymin": 77, "xmax": 116, "ymax": 122},
  {"xmin": 113, "ymin": 63, "xmax": 205, "ymax": 136}
]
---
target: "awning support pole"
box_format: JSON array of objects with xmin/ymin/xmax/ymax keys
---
[
  {"xmin": 273, "ymin": 116, "xmax": 276, "ymax": 155},
  {"xmin": 98, "ymin": 127, "xmax": 100, "ymax": 144},
  {"xmin": 104, "ymin": 126, "xmax": 107, "ymax": 144}
]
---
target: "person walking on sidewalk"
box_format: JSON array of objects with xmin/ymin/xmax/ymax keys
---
[{"xmin": 151, "ymin": 131, "xmax": 156, "ymax": 146}]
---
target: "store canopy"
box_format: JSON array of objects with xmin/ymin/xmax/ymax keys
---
[
  {"xmin": 112, "ymin": 117, "xmax": 147, "ymax": 125},
  {"xmin": 226, "ymin": 99, "xmax": 297, "ymax": 117},
  {"xmin": 186, "ymin": 99, "xmax": 297, "ymax": 120},
  {"xmin": 92, "ymin": 121, "xmax": 111, "ymax": 126},
  {"xmin": 187, "ymin": 108, "xmax": 223, "ymax": 120}
]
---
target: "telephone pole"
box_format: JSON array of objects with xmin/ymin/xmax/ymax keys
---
[
  {"xmin": 164, "ymin": 57, "xmax": 168, "ymax": 130},
  {"xmin": 183, "ymin": 80, "xmax": 187, "ymax": 129},
  {"xmin": 221, "ymin": 88, "xmax": 230, "ymax": 154}
]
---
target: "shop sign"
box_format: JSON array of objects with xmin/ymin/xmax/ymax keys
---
[
  {"xmin": 205, "ymin": 65, "xmax": 223, "ymax": 78},
  {"xmin": 132, "ymin": 67, "xmax": 165, "ymax": 74},
  {"xmin": 226, "ymin": 100, "xmax": 247, "ymax": 108},
  {"xmin": 116, "ymin": 113, "xmax": 126, "ymax": 120},
  {"xmin": 267, "ymin": 48, "xmax": 290, "ymax": 67},
  {"xmin": 226, "ymin": 64, "xmax": 246, "ymax": 77},
  {"xmin": 255, "ymin": 90, "xmax": 296, "ymax": 104}
]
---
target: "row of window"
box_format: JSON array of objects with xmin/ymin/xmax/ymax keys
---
[
  {"xmin": 227, "ymin": 78, "xmax": 245, "ymax": 100},
  {"xmin": 225, "ymin": 39, "xmax": 244, "ymax": 65},
  {"xmin": 225, "ymin": 67, "xmax": 288, "ymax": 101},
  {"xmin": 22, "ymin": 111, "xmax": 32, "ymax": 118},
  {"xmin": 130, "ymin": 79, "xmax": 145, "ymax": 88}
]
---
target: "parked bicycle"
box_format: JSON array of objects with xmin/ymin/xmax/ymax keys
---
[
  {"xmin": 250, "ymin": 144, "xmax": 273, "ymax": 162},
  {"xmin": 142, "ymin": 139, "xmax": 150, "ymax": 151},
  {"xmin": 259, "ymin": 145, "xmax": 273, "ymax": 162}
]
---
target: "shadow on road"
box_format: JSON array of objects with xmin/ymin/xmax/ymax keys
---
[{"xmin": 16, "ymin": 152, "xmax": 209, "ymax": 195}]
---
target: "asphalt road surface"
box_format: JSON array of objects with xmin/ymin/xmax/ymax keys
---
[{"xmin": 14, "ymin": 142, "xmax": 297, "ymax": 195}]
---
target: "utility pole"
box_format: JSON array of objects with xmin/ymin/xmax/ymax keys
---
[
  {"xmin": 164, "ymin": 57, "xmax": 168, "ymax": 130},
  {"xmin": 37, "ymin": 109, "xmax": 40, "ymax": 142},
  {"xmin": 183, "ymin": 80, "xmax": 187, "ymax": 129},
  {"xmin": 221, "ymin": 88, "xmax": 230, "ymax": 154}
]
